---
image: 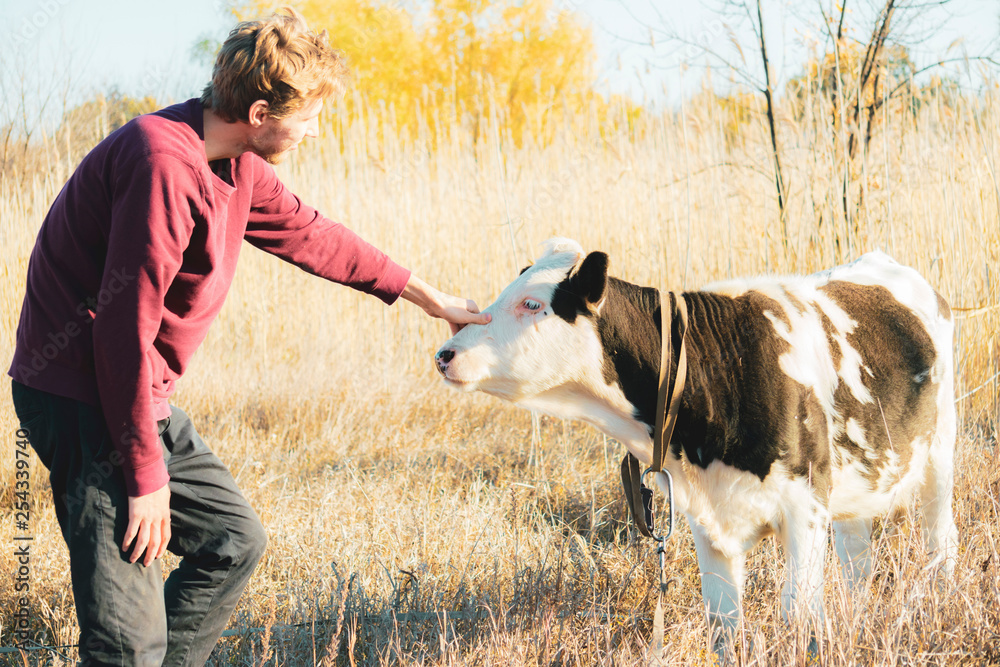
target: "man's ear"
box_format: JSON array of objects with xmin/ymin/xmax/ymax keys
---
[
  {"xmin": 568, "ymin": 252, "xmax": 609, "ymax": 308},
  {"xmin": 247, "ymin": 100, "xmax": 270, "ymax": 127}
]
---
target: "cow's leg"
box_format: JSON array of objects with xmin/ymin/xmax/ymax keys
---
[
  {"xmin": 919, "ymin": 417, "xmax": 958, "ymax": 577},
  {"xmin": 833, "ymin": 518, "xmax": 872, "ymax": 590},
  {"xmin": 690, "ymin": 522, "xmax": 745, "ymax": 659},
  {"xmin": 777, "ymin": 501, "xmax": 828, "ymax": 624},
  {"xmin": 776, "ymin": 501, "xmax": 829, "ymax": 659}
]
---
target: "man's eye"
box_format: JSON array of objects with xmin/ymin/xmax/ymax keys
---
[{"xmin": 523, "ymin": 299, "xmax": 543, "ymax": 311}]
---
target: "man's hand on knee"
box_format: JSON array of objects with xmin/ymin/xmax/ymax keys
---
[{"xmin": 124, "ymin": 484, "xmax": 172, "ymax": 566}]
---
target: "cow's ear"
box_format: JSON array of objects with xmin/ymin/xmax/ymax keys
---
[{"xmin": 570, "ymin": 252, "xmax": 609, "ymax": 307}]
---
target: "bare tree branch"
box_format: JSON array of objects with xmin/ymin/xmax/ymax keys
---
[
  {"xmin": 754, "ymin": 0, "xmax": 787, "ymax": 234},
  {"xmin": 849, "ymin": 0, "xmax": 896, "ymax": 159}
]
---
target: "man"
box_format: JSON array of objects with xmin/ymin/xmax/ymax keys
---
[{"xmin": 8, "ymin": 9, "xmax": 488, "ymax": 666}]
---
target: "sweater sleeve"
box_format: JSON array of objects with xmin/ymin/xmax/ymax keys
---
[
  {"xmin": 244, "ymin": 157, "xmax": 411, "ymax": 304},
  {"xmin": 92, "ymin": 151, "xmax": 200, "ymax": 497}
]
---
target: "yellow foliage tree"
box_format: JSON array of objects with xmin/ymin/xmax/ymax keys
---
[
  {"xmin": 235, "ymin": 0, "xmax": 599, "ymax": 144},
  {"xmin": 785, "ymin": 41, "xmax": 917, "ymax": 129}
]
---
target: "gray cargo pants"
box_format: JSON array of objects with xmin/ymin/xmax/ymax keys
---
[{"xmin": 11, "ymin": 380, "xmax": 267, "ymax": 666}]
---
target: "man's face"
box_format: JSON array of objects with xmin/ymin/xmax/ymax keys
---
[{"xmin": 248, "ymin": 97, "xmax": 323, "ymax": 165}]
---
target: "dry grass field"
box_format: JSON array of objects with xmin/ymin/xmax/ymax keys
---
[{"xmin": 0, "ymin": 86, "xmax": 998, "ymax": 665}]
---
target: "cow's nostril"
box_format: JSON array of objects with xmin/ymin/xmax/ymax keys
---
[{"xmin": 435, "ymin": 348, "xmax": 456, "ymax": 377}]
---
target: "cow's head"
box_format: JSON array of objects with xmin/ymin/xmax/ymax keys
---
[{"xmin": 434, "ymin": 238, "xmax": 610, "ymax": 408}]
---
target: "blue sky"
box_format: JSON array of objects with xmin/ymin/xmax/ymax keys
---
[{"xmin": 1, "ymin": 0, "xmax": 997, "ymax": 119}]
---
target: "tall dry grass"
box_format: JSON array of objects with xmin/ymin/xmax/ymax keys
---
[{"xmin": 0, "ymin": 85, "xmax": 998, "ymax": 665}]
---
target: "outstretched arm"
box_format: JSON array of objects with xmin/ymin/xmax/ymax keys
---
[
  {"xmin": 400, "ymin": 274, "xmax": 491, "ymax": 335},
  {"xmin": 246, "ymin": 157, "xmax": 490, "ymax": 332}
]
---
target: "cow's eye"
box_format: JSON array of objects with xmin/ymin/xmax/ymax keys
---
[{"xmin": 523, "ymin": 299, "xmax": 543, "ymax": 311}]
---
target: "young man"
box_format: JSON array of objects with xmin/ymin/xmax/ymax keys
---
[{"xmin": 8, "ymin": 10, "xmax": 488, "ymax": 666}]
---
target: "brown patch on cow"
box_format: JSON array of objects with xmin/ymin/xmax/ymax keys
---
[
  {"xmin": 751, "ymin": 289, "xmax": 791, "ymax": 331},
  {"xmin": 820, "ymin": 281, "xmax": 939, "ymax": 486},
  {"xmin": 935, "ymin": 290, "xmax": 952, "ymax": 320},
  {"xmin": 818, "ymin": 310, "xmax": 843, "ymax": 372},
  {"xmin": 782, "ymin": 286, "xmax": 808, "ymax": 316},
  {"xmin": 670, "ymin": 290, "xmax": 798, "ymax": 480},
  {"xmin": 830, "ymin": 383, "xmax": 878, "ymax": 482},
  {"xmin": 786, "ymin": 392, "xmax": 831, "ymax": 498},
  {"xmin": 591, "ymin": 278, "xmax": 662, "ymax": 426}
]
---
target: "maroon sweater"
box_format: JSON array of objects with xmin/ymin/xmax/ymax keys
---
[{"xmin": 9, "ymin": 99, "xmax": 411, "ymax": 496}]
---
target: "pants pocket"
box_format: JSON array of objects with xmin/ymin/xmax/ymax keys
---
[
  {"xmin": 12, "ymin": 380, "xmax": 46, "ymax": 430},
  {"xmin": 11, "ymin": 380, "xmax": 56, "ymax": 470}
]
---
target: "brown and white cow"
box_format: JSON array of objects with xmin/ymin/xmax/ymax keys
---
[{"xmin": 434, "ymin": 238, "xmax": 957, "ymax": 647}]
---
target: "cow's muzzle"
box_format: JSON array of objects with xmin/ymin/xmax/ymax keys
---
[{"xmin": 434, "ymin": 347, "xmax": 455, "ymax": 376}]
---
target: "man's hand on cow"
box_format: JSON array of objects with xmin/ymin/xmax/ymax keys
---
[
  {"xmin": 436, "ymin": 294, "xmax": 490, "ymax": 335},
  {"xmin": 401, "ymin": 275, "xmax": 491, "ymax": 335},
  {"xmin": 123, "ymin": 483, "xmax": 172, "ymax": 567}
]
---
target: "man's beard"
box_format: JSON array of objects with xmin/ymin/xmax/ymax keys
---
[
  {"xmin": 251, "ymin": 144, "xmax": 289, "ymax": 166},
  {"xmin": 248, "ymin": 130, "xmax": 291, "ymax": 165}
]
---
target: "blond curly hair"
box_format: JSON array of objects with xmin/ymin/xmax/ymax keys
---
[{"xmin": 201, "ymin": 7, "xmax": 348, "ymax": 122}]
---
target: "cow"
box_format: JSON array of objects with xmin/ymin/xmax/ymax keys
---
[{"xmin": 434, "ymin": 238, "xmax": 958, "ymax": 653}]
